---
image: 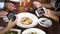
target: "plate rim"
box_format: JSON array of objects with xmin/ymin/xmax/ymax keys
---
[
  {"xmin": 38, "ymin": 18, "xmax": 52, "ymax": 27},
  {"xmin": 16, "ymin": 12, "xmax": 39, "ymax": 28},
  {"xmin": 0, "ymin": 27, "xmax": 21, "ymax": 34},
  {"xmin": 22, "ymin": 28, "xmax": 46, "ymax": 34}
]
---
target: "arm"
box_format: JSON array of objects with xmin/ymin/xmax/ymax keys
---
[
  {"xmin": 0, "ymin": 16, "xmax": 17, "ymax": 34},
  {"xmin": 33, "ymin": 1, "xmax": 52, "ymax": 8},
  {"xmin": 52, "ymin": 11, "xmax": 60, "ymax": 16},
  {"xmin": 42, "ymin": 3, "xmax": 52, "ymax": 8},
  {"xmin": 43, "ymin": 7, "xmax": 59, "ymax": 21},
  {"xmin": 33, "ymin": 1, "xmax": 59, "ymax": 21},
  {"xmin": 0, "ymin": 26, "xmax": 13, "ymax": 34},
  {"xmin": 0, "ymin": 11, "xmax": 8, "ymax": 18}
]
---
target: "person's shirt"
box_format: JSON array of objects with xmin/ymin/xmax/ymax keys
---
[
  {"xmin": 51, "ymin": 0, "xmax": 60, "ymax": 11},
  {"xmin": 0, "ymin": 0, "xmax": 5, "ymax": 2}
]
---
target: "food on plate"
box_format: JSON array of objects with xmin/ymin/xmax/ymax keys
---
[
  {"xmin": 30, "ymin": 32, "xmax": 37, "ymax": 34},
  {"xmin": 5, "ymin": 31, "xmax": 18, "ymax": 34},
  {"xmin": 20, "ymin": 17, "xmax": 32, "ymax": 25}
]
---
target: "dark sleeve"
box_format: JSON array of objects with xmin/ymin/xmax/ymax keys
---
[
  {"xmin": 5, "ymin": 0, "xmax": 9, "ymax": 2},
  {"xmin": 0, "ymin": 0, "xmax": 5, "ymax": 2},
  {"xmin": 0, "ymin": 0, "xmax": 9, "ymax": 2}
]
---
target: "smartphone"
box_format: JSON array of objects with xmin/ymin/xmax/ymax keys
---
[
  {"xmin": 35, "ymin": 8, "xmax": 45, "ymax": 17},
  {"xmin": 7, "ymin": 11, "xmax": 16, "ymax": 21}
]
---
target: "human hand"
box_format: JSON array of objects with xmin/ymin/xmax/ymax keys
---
[
  {"xmin": 7, "ymin": 16, "xmax": 17, "ymax": 28},
  {"xmin": 0, "ymin": 16, "xmax": 17, "ymax": 34},
  {"xmin": 0, "ymin": 11, "xmax": 8, "ymax": 18},
  {"xmin": 43, "ymin": 7, "xmax": 59, "ymax": 21},
  {"xmin": 5, "ymin": 2, "xmax": 16, "ymax": 10},
  {"xmin": 20, "ymin": 0, "xmax": 25, "ymax": 6},
  {"xmin": 33, "ymin": 1, "xmax": 42, "ymax": 8}
]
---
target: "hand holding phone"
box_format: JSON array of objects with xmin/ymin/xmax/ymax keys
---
[
  {"xmin": 7, "ymin": 11, "xmax": 16, "ymax": 21},
  {"xmin": 35, "ymin": 7, "xmax": 45, "ymax": 17}
]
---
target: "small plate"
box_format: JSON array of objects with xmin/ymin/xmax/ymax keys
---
[
  {"xmin": 38, "ymin": 18, "xmax": 52, "ymax": 27},
  {"xmin": 0, "ymin": 27, "xmax": 21, "ymax": 34},
  {"xmin": 16, "ymin": 12, "xmax": 38, "ymax": 28},
  {"xmin": 9, "ymin": 0, "xmax": 20, "ymax": 2},
  {"xmin": 22, "ymin": 28, "xmax": 46, "ymax": 34},
  {"xmin": 10, "ymin": 29, "xmax": 21, "ymax": 34}
]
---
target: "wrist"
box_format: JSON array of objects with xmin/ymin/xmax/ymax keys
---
[
  {"xmin": 6, "ymin": 25, "xmax": 12, "ymax": 29},
  {"xmin": 0, "ymin": 27, "xmax": 10, "ymax": 34}
]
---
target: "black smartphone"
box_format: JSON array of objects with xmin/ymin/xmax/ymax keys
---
[
  {"xmin": 7, "ymin": 11, "xmax": 16, "ymax": 21},
  {"xmin": 36, "ymin": 8, "xmax": 45, "ymax": 17}
]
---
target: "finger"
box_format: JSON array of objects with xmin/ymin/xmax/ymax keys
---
[
  {"xmin": 0, "ymin": 15, "xmax": 6, "ymax": 18},
  {"xmin": 33, "ymin": 1, "xmax": 42, "ymax": 8},
  {"xmin": 43, "ymin": 7, "xmax": 48, "ymax": 14},
  {"xmin": 0, "ymin": 14, "xmax": 6, "ymax": 18},
  {"xmin": 7, "ymin": 5, "xmax": 11, "ymax": 10},
  {"xmin": 20, "ymin": 0, "xmax": 22, "ymax": 6},
  {"xmin": 0, "ymin": 12, "xmax": 7, "ymax": 16},
  {"xmin": 33, "ymin": 1, "xmax": 40, "ymax": 5},
  {"xmin": 8, "ymin": 4, "xmax": 16, "ymax": 10},
  {"xmin": 43, "ymin": 7, "xmax": 49, "ymax": 16},
  {"xmin": 46, "ymin": 9, "xmax": 52, "ymax": 14},
  {"xmin": 10, "ymin": 3, "xmax": 15, "ymax": 8},
  {"xmin": 8, "ymin": 5, "xmax": 15, "ymax": 10},
  {"xmin": 0, "ymin": 14, "xmax": 7, "ymax": 17},
  {"xmin": 10, "ymin": 7, "xmax": 16, "ymax": 10},
  {"xmin": 0, "ymin": 11, "xmax": 8, "ymax": 14},
  {"xmin": 10, "ymin": 4, "xmax": 16, "ymax": 9},
  {"xmin": 2, "ymin": 12, "xmax": 8, "ymax": 14},
  {"xmin": 7, "ymin": 5, "xmax": 12, "ymax": 10}
]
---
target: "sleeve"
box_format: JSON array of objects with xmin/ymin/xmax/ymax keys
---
[
  {"xmin": 0, "ymin": 0, "xmax": 5, "ymax": 2},
  {"xmin": 5, "ymin": 0, "xmax": 9, "ymax": 2}
]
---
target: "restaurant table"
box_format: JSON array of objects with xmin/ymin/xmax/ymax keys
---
[
  {"xmin": 0, "ymin": 0, "xmax": 59, "ymax": 34},
  {"xmin": 0, "ymin": 17, "xmax": 59, "ymax": 34}
]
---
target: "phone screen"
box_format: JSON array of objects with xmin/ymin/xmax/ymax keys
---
[
  {"xmin": 36, "ymin": 8, "xmax": 45, "ymax": 17},
  {"xmin": 7, "ymin": 11, "xmax": 16, "ymax": 21}
]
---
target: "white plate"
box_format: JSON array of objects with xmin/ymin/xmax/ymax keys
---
[
  {"xmin": 9, "ymin": 0, "xmax": 20, "ymax": 2},
  {"xmin": 0, "ymin": 27, "xmax": 21, "ymax": 34},
  {"xmin": 10, "ymin": 29, "xmax": 21, "ymax": 34},
  {"xmin": 16, "ymin": 12, "xmax": 38, "ymax": 28},
  {"xmin": 22, "ymin": 28, "xmax": 46, "ymax": 34},
  {"xmin": 38, "ymin": 18, "xmax": 52, "ymax": 27}
]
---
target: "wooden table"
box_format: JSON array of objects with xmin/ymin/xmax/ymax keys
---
[
  {"xmin": 0, "ymin": 0, "xmax": 59, "ymax": 34},
  {"xmin": 0, "ymin": 17, "xmax": 59, "ymax": 34}
]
